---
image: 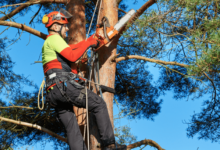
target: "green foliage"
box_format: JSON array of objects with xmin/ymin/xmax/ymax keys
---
[
  {"xmin": 1, "ymin": 0, "xmax": 220, "ymax": 148},
  {"xmin": 0, "ymin": 0, "xmax": 143, "ymax": 149},
  {"xmin": 114, "ymin": 125, "xmax": 137, "ymax": 145},
  {"xmin": 117, "ymin": 0, "xmax": 220, "ymax": 143}
]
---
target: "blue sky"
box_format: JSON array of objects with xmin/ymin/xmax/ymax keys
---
[{"xmin": 0, "ymin": 0, "xmax": 220, "ymax": 150}]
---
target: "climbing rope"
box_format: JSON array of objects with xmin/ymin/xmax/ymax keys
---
[
  {"xmin": 83, "ymin": 1, "xmax": 103, "ymax": 149},
  {"xmin": 38, "ymin": 77, "xmax": 46, "ymax": 110},
  {"xmin": 85, "ymin": 81, "xmax": 89, "ymax": 149},
  {"xmin": 86, "ymin": 0, "xmax": 100, "ymax": 39}
]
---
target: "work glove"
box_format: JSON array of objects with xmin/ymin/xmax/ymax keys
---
[
  {"xmin": 87, "ymin": 34, "xmax": 99, "ymax": 49},
  {"xmin": 81, "ymin": 58, "xmax": 88, "ymax": 63}
]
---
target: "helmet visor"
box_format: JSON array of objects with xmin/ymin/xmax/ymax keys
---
[
  {"xmin": 60, "ymin": 8, "xmax": 73, "ymax": 19},
  {"xmin": 52, "ymin": 8, "xmax": 73, "ymax": 21}
]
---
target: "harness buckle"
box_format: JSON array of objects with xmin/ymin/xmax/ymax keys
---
[
  {"xmin": 48, "ymin": 73, "xmax": 56, "ymax": 79},
  {"xmin": 69, "ymin": 72, "xmax": 77, "ymax": 80}
]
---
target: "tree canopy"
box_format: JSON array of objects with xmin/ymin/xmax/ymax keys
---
[{"xmin": 0, "ymin": 0, "xmax": 220, "ymax": 149}]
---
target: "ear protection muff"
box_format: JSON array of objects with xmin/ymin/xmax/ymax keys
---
[{"xmin": 42, "ymin": 15, "xmax": 49, "ymax": 24}]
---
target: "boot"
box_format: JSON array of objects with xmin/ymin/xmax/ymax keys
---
[{"xmin": 103, "ymin": 143, "xmax": 127, "ymax": 150}]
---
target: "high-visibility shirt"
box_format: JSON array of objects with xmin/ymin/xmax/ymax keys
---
[{"xmin": 42, "ymin": 34, "xmax": 91, "ymax": 74}]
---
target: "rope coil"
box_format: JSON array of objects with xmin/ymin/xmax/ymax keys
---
[{"xmin": 38, "ymin": 78, "xmax": 46, "ymax": 110}]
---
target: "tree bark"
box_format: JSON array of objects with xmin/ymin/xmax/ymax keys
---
[{"xmin": 89, "ymin": 0, "xmax": 118, "ymax": 149}]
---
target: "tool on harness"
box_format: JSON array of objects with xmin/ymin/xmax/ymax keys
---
[
  {"xmin": 93, "ymin": 52, "xmax": 104, "ymax": 99},
  {"xmin": 94, "ymin": 9, "xmax": 135, "ymax": 51},
  {"xmin": 46, "ymin": 72, "xmax": 115, "ymax": 94}
]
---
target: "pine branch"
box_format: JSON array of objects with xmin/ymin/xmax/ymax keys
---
[
  {"xmin": 0, "ymin": 116, "xmax": 67, "ymax": 143},
  {"xmin": 110, "ymin": 55, "xmax": 220, "ymax": 74},
  {"xmin": 110, "ymin": 55, "xmax": 189, "ymax": 68},
  {"xmin": 0, "ymin": 0, "xmax": 68, "ymax": 21},
  {"xmin": 127, "ymin": 139, "xmax": 164, "ymax": 150},
  {"xmin": 0, "ymin": 20, "xmax": 47, "ymax": 39},
  {"xmin": 116, "ymin": 0, "xmax": 157, "ymax": 39}
]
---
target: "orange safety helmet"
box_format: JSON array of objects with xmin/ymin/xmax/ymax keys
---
[{"xmin": 42, "ymin": 8, "xmax": 72, "ymax": 28}]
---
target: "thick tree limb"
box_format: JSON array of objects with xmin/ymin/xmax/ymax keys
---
[
  {"xmin": 0, "ymin": 0, "xmax": 68, "ymax": 21},
  {"xmin": 127, "ymin": 139, "xmax": 164, "ymax": 150},
  {"xmin": 0, "ymin": 20, "xmax": 47, "ymax": 39},
  {"xmin": 0, "ymin": 116, "xmax": 67, "ymax": 143},
  {"xmin": 110, "ymin": 55, "xmax": 189, "ymax": 68},
  {"xmin": 110, "ymin": 55, "xmax": 220, "ymax": 74},
  {"xmin": 117, "ymin": 0, "xmax": 157, "ymax": 38}
]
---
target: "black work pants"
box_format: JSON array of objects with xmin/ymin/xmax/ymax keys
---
[{"xmin": 47, "ymin": 80, "xmax": 115, "ymax": 150}]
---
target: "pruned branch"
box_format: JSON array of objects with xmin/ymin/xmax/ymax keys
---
[
  {"xmin": 0, "ymin": 0, "xmax": 68, "ymax": 21},
  {"xmin": 127, "ymin": 139, "xmax": 164, "ymax": 150},
  {"xmin": 117, "ymin": 0, "xmax": 157, "ymax": 38},
  {"xmin": 0, "ymin": 21, "xmax": 47, "ymax": 39},
  {"xmin": 110, "ymin": 55, "xmax": 189, "ymax": 68},
  {"xmin": 0, "ymin": 116, "xmax": 67, "ymax": 143}
]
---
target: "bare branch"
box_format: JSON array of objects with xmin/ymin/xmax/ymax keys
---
[
  {"xmin": 0, "ymin": 116, "xmax": 67, "ymax": 143},
  {"xmin": 127, "ymin": 139, "xmax": 164, "ymax": 150},
  {"xmin": 0, "ymin": 106, "xmax": 34, "ymax": 109},
  {"xmin": 29, "ymin": 4, "xmax": 43, "ymax": 24},
  {"xmin": 110, "ymin": 55, "xmax": 189, "ymax": 68},
  {"xmin": 203, "ymin": 72, "xmax": 216, "ymax": 100},
  {"xmin": 0, "ymin": 20, "xmax": 47, "ymax": 39},
  {"xmin": 118, "ymin": 8, "xmax": 127, "ymax": 14},
  {"xmin": 0, "ymin": 0, "xmax": 68, "ymax": 21}
]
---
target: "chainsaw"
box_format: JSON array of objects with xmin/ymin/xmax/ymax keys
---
[{"xmin": 94, "ymin": 9, "xmax": 135, "ymax": 51}]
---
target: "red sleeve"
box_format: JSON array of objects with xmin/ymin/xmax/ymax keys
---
[
  {"xmin": 60, "ymin": 40, "xmax": 91, "ymax": 62},
  {"xmin": 59, "ymin": 35, "xmax": 97, "ymax": 62},
  {"xmin": 69, "ymin": 40, "xmax": 87, "ymax": 50}
]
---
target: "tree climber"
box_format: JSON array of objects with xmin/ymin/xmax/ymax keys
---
[{"xmin": 41, "ymin": 9, "xmax": 126, "ymax": 150}]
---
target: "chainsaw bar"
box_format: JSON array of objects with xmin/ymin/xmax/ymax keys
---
[{"xmin": 94, "ymin": 9, "xmax": 135, "ymax": 51}]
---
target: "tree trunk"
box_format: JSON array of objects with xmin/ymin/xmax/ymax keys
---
[
  {"xmin": 90, "ymin": 0, "xmax": 118, "ymax": 150},
  {"xmin": 67, "ymin": 0, "xmax": 118, "ymax": 149}
]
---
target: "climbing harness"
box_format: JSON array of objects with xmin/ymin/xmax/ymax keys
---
[{"xmin": 37, "ymin": 72, "xmax": 115, "ymax": 109}]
